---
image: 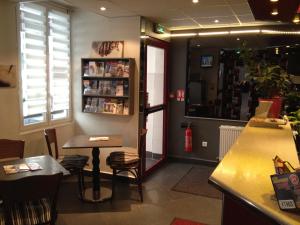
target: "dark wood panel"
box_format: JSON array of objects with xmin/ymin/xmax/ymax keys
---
[{"xmin": 222, "ymin": 194, "xmax": 279, "ymax": 225}]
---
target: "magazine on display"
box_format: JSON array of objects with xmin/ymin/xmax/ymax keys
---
[{"xmin": 116, "ymin": 81, "xmax": 124, "ymax": 96}]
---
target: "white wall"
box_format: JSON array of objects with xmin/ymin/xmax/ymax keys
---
[
  {"xmin": 0, "ymin": 0, "xmax": 75, "ymax": 157},
  {"xmin": 71, "ymin": 10, "xmax": 141, "ymax": 171}
]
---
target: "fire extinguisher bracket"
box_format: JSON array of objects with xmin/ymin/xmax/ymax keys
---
[{"xmin": 181, "ymin": 122, "xmax": 194, "ymax": 128}]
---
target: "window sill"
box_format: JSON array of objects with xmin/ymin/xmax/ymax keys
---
[{"xmin": 19, "ymin": 121, "xmax": 74, "ymax": 136}]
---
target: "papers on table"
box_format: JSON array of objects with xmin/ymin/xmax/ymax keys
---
[
  {"xmin": 89, "ymin": 136, "xmax": 110, "ymax": 141},
  {"xmin": 3, "ymin": 162, "xmax": 42, "ymax": 174}
]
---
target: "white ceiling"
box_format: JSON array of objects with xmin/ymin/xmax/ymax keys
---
[{"xmin": 61, "ymin": 0, "xmax": 275, "ymax": 30}]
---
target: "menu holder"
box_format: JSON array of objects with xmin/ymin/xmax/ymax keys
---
[
  {"xmin": 89, "ymin": 136, "xmax": 110, "ymax": 141},
  {"xmin": 271, "ymin": 172, "xmax": 300, "ymax": 211},
  {"xmin": 271, "ymin": 155, "xmax": 300, "ymax": 211}
]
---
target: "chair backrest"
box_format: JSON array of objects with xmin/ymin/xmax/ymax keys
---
[
  {"xmin": 0, "ymin": 173, "xmax": 63, "ymax": 203},
  {"xmin": 44, "ymin": 128, "xmax": 59, "ymax": 159},
  {"xmin": 0, "ymin": 173, "xmax": 63, "ymax": 225},
  {"xmin": 0, "ymin": 139, "xmax": 24, "ymax": 160}
]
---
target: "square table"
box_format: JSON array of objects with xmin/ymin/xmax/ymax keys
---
[
  {"xmin": 0, "ymin": 155, "xmax": 70, "ymax": 181},
  {"xmin": 62, "ymin": 134, "xmax": 122, "ymax": 202}
]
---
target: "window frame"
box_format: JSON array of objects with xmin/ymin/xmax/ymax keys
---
[{"xmin": 17, "ymin": 2, "xmax": 72, "ymax": 131}]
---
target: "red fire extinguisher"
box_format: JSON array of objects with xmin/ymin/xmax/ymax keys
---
[{"xmin": 185, "ymin": 123, "xmax": 192, "ymax": 152}]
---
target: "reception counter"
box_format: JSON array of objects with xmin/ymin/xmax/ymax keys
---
[{"xmin": 209, "ymin": 121, "xmax": 300, "ymax": 225}]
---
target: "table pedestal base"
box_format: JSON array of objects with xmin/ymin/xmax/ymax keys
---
[{"xmin": 82, "ymin": 186, "xmax": 112, "ymax": 203}]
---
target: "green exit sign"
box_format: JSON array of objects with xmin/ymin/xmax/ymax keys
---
[{"xmin": 154, "ymin": 23, "xmax": 165, "ymax": 34}]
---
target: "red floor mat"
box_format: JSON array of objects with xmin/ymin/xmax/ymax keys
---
[{"xmin": 171, "ymin": 218, "xmax": 206, "ymax": 225}]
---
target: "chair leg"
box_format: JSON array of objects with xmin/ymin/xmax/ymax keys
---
[
  {"xmin": 77, "ymin": 170, "xmax": 84, "ymax": 200},
  {"xmin": 111, "ymin": 168, "xmax": 116, "ymax": 202},
  {"xmin": 137, "ymin": 166, "xmax": 143, "ymax": 202}
]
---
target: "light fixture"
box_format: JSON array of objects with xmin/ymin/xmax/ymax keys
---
[
  {"xmin": 214, "ymin": 19, "xmax": 219, "ymax": 23},
  {"xmin": 275, "ymin": 47, "xmax": 279, "ymax": 55},
  {"xmin": 169, "ymin": 29, "xmax": 300, "ymax": 38},
  {"xmin": 236, "ymin": 37, "xmax": 240, "ymax": 41},
  {"xmin": 293, "ymin": 15, "xmax": 300, "ymax": 23},
  {"xmin": 100, "ymin": 6, "xmax": 106, "ymax": 11},
  {"xmin": 229, "ymin": 29, "xmax": 260, "ymax": 34},
  {"xmin": 271, "ymin": 8, "xmax": 278, "ymax": 15},
  {"xmin": 197, "ymin": 44, "xmax": 201, "ymax": 47},
  {"xmin": 170, "ymin": 33, "xmax": 197, "ymax": 37},
  {"xmin": 270, "ymin": 0, "xmax": 278, "ymax": 2},
  {"xmin": 198, "ymin": 31, "xmax": 229, "ymax": 36},
  {"xmin": 140, "ymin": 35, "xmax": 149, "ymax": 39},
  {"xmin": 192, "ymin": 0, "xmax": 199, "ymax": 3},
  {"xmin": 286, "ymin": 45, "xmax": 290, "ymax": 48}
]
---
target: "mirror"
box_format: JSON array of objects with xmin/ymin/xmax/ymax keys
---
[{"xmin": 186, "ymin": 28, "xmax": 300, "ymax": 121}]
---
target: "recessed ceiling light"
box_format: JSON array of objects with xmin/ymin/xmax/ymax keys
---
[
  {"xmin": 237, "ymin": 37, "xmax": 240, "ymax": 41},
  {"xmin": 270, "ymin": 0, "xmax": 278, "ymax": 2},
  {"xmin": 271, "ymin": 9, "xmax": 278, "ymax": 15},
  {"xmin": 100, "ymin": 6, "xmax": 106, "ymax": 11},
  {"xmin": 293, "ymin": 16, "xmax": 300, "ymax": 23},
  {"xmin": 192, "ymin": 0, "xmax": 199, "ymax": 3},
  {"xmin": 214, "ymin": 19, "xmax": 219, "ymax": 23}
]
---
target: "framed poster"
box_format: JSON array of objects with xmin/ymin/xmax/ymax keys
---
[
  {"xmin": 201, "ymin": 55, "xmax": 213, "ymax": 67},
  {"xmin": 91, "ymin": 41, "xmax": 124, "ymax": 58},
  {"xmin": 0, "ymin": 65, "xmax": 16, "ymax": 88}
]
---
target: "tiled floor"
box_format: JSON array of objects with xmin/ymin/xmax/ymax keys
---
[{"xmin": 57, "ymin": 162, "xmax": 222, "ymax": 225}]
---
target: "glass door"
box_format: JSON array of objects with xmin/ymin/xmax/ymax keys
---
[{"xmin": 140, "ymin": 37, "xmax": 169, "ymax": 176}]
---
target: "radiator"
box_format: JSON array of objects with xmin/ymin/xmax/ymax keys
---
[{"xmin": 219, "ymin": 125, "xmax": 244, "ymax": 161}]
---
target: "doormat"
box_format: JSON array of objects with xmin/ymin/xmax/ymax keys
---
[
  {"xmin": 171, "ymin": 217, "xmax": 206, "ymax": 225},
  {"xmin": 171, "ymin": 166, "xmax": 222, "ymax": 199}
]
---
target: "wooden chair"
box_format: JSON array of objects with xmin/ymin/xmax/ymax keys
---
[
  {"xmin": 106, "ymin": 128, "xmax": 147, "ymax": 202},
  {"xmin": 0, "ymin": 173, "xmax": 63, "ymax": 225},
  {"xmin": 44, "ymin": 128, "xmax": 88, "ymax": 199},
  {"xmin": 0, "ymin": 139, "xmax": 24, "ymax": 161}
]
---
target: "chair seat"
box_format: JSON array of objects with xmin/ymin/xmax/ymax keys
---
[
  {"xmin": 58, "ymin": 154, "xmax": 89, "ymax": 170},
  {"xmin": 107, "ymin": 151, "xmax": 139, "ymax": 168},
  {"xmin": 0, "ymin": 198, "xmax": 51, "ymax": 225}
]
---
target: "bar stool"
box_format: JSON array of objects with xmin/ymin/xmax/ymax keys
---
[{"xmin": 106, "ymin": 129, "xmax": 146, "ymax": 202}]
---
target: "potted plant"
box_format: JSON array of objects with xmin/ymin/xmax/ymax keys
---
[
  {"xmin": 287, "ymin": 109, "xmax": 300, "ymax": 152},
  {"xmin": 240, "ymin": 44, "xmax": 292, "ymax": 117}
]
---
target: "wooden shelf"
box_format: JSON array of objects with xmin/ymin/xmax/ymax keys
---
[{"xmin": 81, "ymin": 58, "xmax": 134, "ymax": 116}]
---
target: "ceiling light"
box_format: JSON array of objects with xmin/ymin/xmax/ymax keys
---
[
  {"xmin": 270, "ymin": 0, "xmax": 278, "ymax": 2},
  {"xmin": 293, "ymin": 15, "xmax": 300, "ymax": 23},
  {"xmin": 192, "ymin": 0, "xmax": 199, "ymax": 3},
  {"xmin": 271, "ymin": 9, "xmax": 278, "ymax": 15},
  {"xmin": 237, "ymin": 38, "xmax": 240, "ymax": 41},
  {"xmin": 100, "ymin": 6, "xmax": 106, "ymax": 11},
  {"xmin": 214, "ymin": 19, "xmax": 219, "ymax": 23},
  {"xmin": 286, "ymin": 45, "xmax": 290, "ymax": 48}
]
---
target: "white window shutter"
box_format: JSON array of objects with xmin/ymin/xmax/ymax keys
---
[
  {"xmin": 48, "ymin": 10, "xmax": 70, "ymax": 119},
  {"xmin": 20, "ymin": 3, "xmax": 47, "ymax": 124}
]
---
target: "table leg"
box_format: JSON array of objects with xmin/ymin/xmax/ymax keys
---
[
  {"xmin": 82, "ymin": 147, "xmax": 112, "ymax": 203},
  {"xmin": 92, "ymin": 147, "xmax": 100, "ymax": 199}
]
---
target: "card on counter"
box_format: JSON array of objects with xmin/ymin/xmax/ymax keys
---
[{"xmin": 3, "ymin": 163, "xmax": 29, "ymax": 174}]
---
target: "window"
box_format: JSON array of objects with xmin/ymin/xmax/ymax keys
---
[{"xmin": 19, "ymin": 2, "xmax": 71, "ymax": 127}]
